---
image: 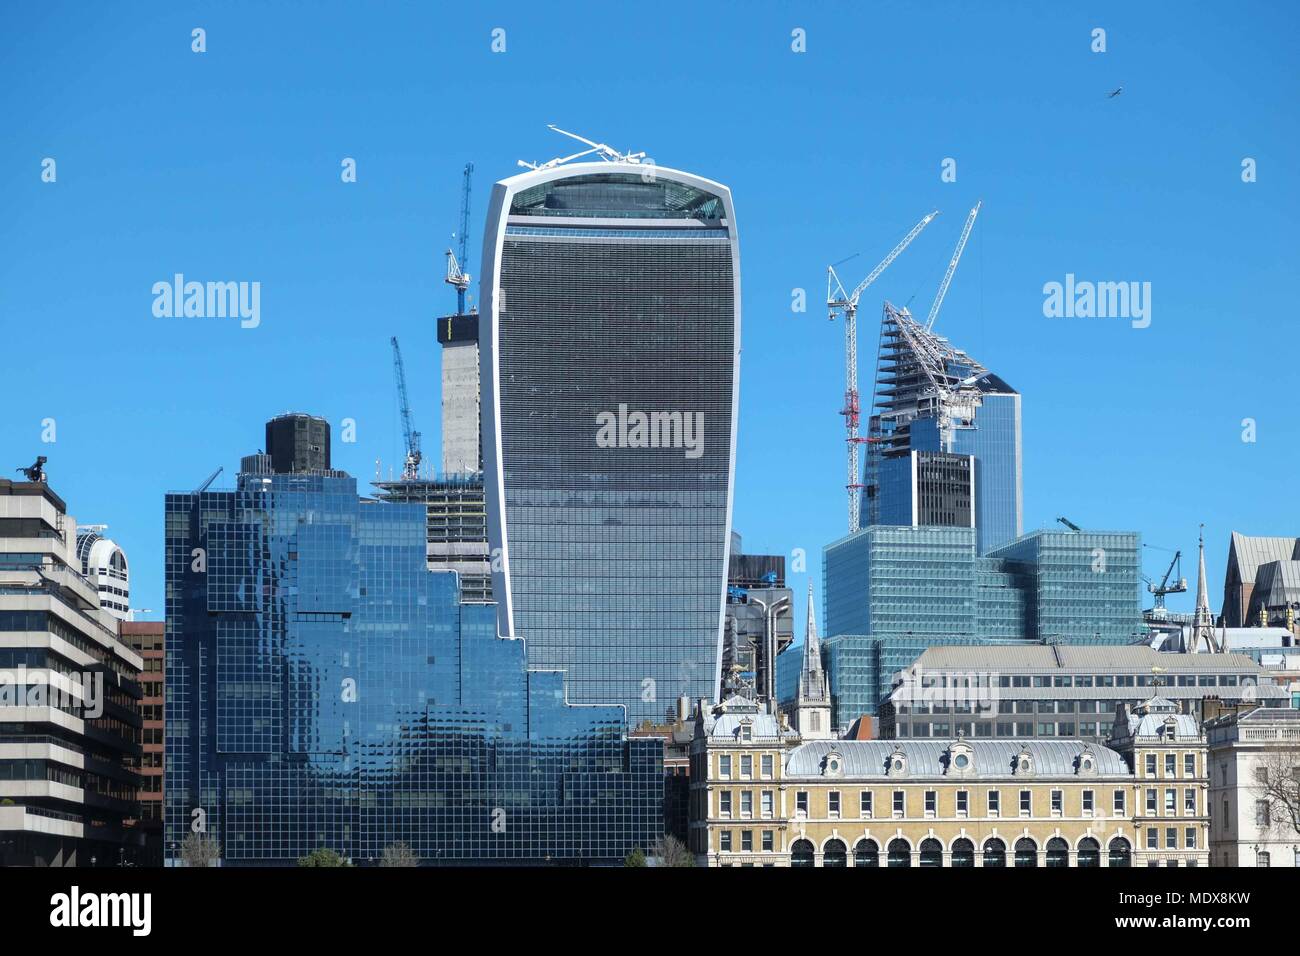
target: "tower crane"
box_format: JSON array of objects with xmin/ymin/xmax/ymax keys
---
[
  {"xmin": 1142, "ymin": 546, "xmax": 1187, "ymax": 612},
  {"xmin": 444, "ymin": 162, "xmax": 474, "ymax": 314},
  {"xmin": 925, "ymin": 201, "xmax": 981, "ymax": 331},
  {"xmin": 390, "ymin": 337, "xmax": 422, "ymax": 481},
  {"xmin": 827, "ymin": 210, "xmax": 939, "ymax": 533}
]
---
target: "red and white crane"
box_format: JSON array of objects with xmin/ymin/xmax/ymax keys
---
[{"xmin": 826, "ymin": 210, "xmax": 938, "ymax": 533}]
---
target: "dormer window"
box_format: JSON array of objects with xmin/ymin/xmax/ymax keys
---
[
  {"xmin": 887, "ymin": 748, "xmax": 908, "ymax": 776},
  {"xmin": 947, "ymin": 741, "xmax": 975, "ymax": 776},
  {"xmin": 823, "ymin": 751, "xmax": 844, "ymax": 777},
  {"xmin": 739, "ymin": 720, "xmax": 753, "ymax": 743},
  {"xmin": 1077, "ymin": 749, "xmax": 1097, "ymax": 776},
  {"xmin": 1015, "ymin": 749, "xmax": 1034, "ymax": 776}
]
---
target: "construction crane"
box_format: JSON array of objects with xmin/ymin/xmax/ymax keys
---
[
  {"xmin": 827, "ymin": 210, "xmax": 939, "ymax": 533},
  {"xmin": 390, "ymin": 337, "xmax": 422, "ymax": 480},
  {"xmin": 925, "ymin": 201, "xmax": 980, "ymax": 331},
  {"xmin": 1056, "ymin": 516, "xmax": 1082, "ymax": 532},
  {"xmin": 444, "ymin": 162, "xmax": 474, "ymax": 314},
  {"xmin": 1143, "ymin": 546, "xmax": 1187, "ymax": 611}
]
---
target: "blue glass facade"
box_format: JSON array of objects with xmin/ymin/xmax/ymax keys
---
[
  {"xmin": 164, "ymin": 467, "xmax": 662, "ymax": 866},
  {"xmin": 480, "ymin": 166, "xmax": 739, "ymax": 726},
  {"xmin": 818, "ymin": 526, "xmax": 1143, "ymax": 719},
  {"xmin": 949, "ymin": 392, "xmax": 1022, "ymax": 554}
]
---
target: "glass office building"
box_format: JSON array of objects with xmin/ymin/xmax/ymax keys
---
[
  {"xmin": 479, "ymin": 163, "xmax": 740, "ymax": 725},
  {"xmin": 813, "ymin": 526, "xmax": 1144, "ymax": 722},
  {"xmin": 864, "ymin": 305, "xmax": 1022, "ymax": 555},
  {"xmin": 164, "ymin": 446, "xmax": 662, "ymax": 866}
]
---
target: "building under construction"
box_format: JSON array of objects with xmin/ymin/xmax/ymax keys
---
[{"xmin": 372, "ymin": 474, "xmax": 491, "ymax": 602}]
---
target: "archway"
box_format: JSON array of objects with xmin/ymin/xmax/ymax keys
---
[
  {"xmin": 887, "ymin": 838, "xmax": 911, "ymax": 868},
  {"xmin": 1078, "ymin": 837, "xmax": 1100, "ymax": 868},
  {"xmin": 823, "ymin": 839, "xmax": 847, "ymax": 868},
  {"xmin": 791, "ymin": 839, "xmax": 815, "ymax": 868},
  {"xmin": 951, "ymin": 837, "xmax": 975, "ymax": 868},
  {"xmin": 1108, "ymin": 837, "xmax": 1131, "ymax": 868},
  {"xmin": 1014, "ymin": 837, "xmax": 1038, "ymax": 867},
  {"xmin": 854, "ymin": 839, "xmax": 879, "ymax": 867},
  {"xmin": 919, "ymin": 838, "xmax": 943, "ymax": 867},
  {"xmin": 983, "ymin": 838, "xmax": 1006, "ymax": 867}
]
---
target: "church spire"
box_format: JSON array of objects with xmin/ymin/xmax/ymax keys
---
[
  {"xmin": 1190, "ymin": 524, "xmax": 1222, "ymax": 653},
  {"xmin": 802, "ymin": 580, "xmax": 821, "ymax": 676},
  {"xmin": 793, "ymin": 582, "xmax": 832, "ymax": 738}
]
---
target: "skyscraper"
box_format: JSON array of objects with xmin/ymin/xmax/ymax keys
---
[
  {"xmin": 479, "ymin": 159, "xmax": 740, "ymax": 725},
  {"xmin": 865, "ymin": 303, "xmax": 1022, "ymax": 554},
  {"xmin": 164, "ymin": 419, "xmax": 662, "ymax": 865}
]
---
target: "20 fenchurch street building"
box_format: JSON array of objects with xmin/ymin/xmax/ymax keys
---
[{"xmin": 479, "ymin": 161, "xmax": 741, "ymax": 726}]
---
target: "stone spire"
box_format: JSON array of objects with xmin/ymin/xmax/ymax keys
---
[
  {"xmin": 794, "ymin": 582, "xmax": 832, "ymax": 738},
  {"xmin": 1190, "ymin": 525, "xmax": 1222, "ymax": 653}
]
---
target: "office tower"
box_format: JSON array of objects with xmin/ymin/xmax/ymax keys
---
[
  {"xmin": 866, "ymin": 305, "xmax": 1022, "ymax": 554},
  {"xmin": 479, "ymin": 159, "xmax": 740, "ymax": 725},
  {"xmin": 811, "ymin": 525, "xmax": 1144, "ymax": 723},
  {"xmin": 0, "ymin": 478, "xmax": 144, "ymax": 867},
  {"xmin": 265, "ymin": 411, "xmax": 331, "ymax": 474},
  {"xmin": 164, "ymin": 422, "xmax": 662, "ymax": 865},
  {"xmin": 75, "ymin": 524, "xmax": 131, "ymax": 620},
  {"xmin": 437, "ymin": 313, "xmax": 482, "ymax": 476},
  {"xmin": 720, "ymin": 535, "xmax": 792, "ymax": 702},
  {"xmin": 119, "ymin": 620, "xmax": 164, "ymax": 867}
]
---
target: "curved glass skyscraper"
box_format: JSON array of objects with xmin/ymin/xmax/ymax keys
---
[{"xmin": 479, "ymin": 162, "xmax": 740, "ymax": 725}]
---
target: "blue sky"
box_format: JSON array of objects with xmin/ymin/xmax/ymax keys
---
[{"xmin": 1, "ymin": 2, "xmax": 1296, "ymax": 633}]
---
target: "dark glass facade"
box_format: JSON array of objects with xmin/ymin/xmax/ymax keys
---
[
  {"xmin": 164, "ymin": 464, "xmax": 662, "ymax": 866},
  {"xmin": 481, "ymin": 167, "xmax": 739, "ymax": 725}
]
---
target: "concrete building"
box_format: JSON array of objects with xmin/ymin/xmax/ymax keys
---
[
  {"xmin": 437, "ymin": 313, "xmax": 482, "ymax": 476},
  {"xmin": 372, "ymin": 476, "xmax": 491, "ymax": 603},
  {"xmin": 74, "ymin": 526, "xmax": 130, "ymax": 621},
  {"xmin": 480, "ymin": 157, "xmax": 740, "ymax": 724},
  {"xmin": 694, "ymin": 695, "xmax": 1163, "ymax": 867},
  {"xmin": 1206, "ymin": 704, "xmax": 1300, "ymax": 867},
  {"xmin": 880, "ymin": 644, "xmax": 1289, "ymax": 743},
  {"xmin": 119, "ymin": 620, "xmax": 163, "ymax": 867},
  {"xmin": 0, "ymin": 478, "xmax": 144, "ymax": 866}
]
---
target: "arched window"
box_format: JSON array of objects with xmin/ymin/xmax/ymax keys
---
[
  {"xmin": 791, "ymin": 839, "xmax": 815, "ymax": 868},
  {"xmin": 823, "ymin": 839, "xmax": 847, "ymax": 868},
  {"xmin": 919, "ymin": 838, "xmax": 943, "ymax": 867},
  {"xmin": 854, "ymin": 839, "xmax": 879, "ymax": 867},
  {"xmin": 951, "ymin": 837, "xmax": 975, "ymax": 868},
  {"xmin": 1078, "ymin": 837, "xmax": 1100, "ymax": 868},
  {"xmin": 1108, "ymin": 837, "xmax": 1131, "ymax": 868},
  {"xmin": 1045, "ymin": 837, "xmax": 1069, "ymax": 867},
  {"xmin": 983, "ymin": 838, "xmax": 1006, "ymax": 867},
  {"xmin": 1014, "ymin": 837, "xmax": 1038, "ymax": 867},
  {"xmin": 887, "ymin": 838, "xmax": 911, "ymax": 868}
]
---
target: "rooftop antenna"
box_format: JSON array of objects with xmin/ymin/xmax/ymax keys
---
[{"xmin": 518, "ymin": 125, "xmax": 647, "ymax": 171}]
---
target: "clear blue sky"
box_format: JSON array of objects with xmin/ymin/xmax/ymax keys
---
[{"xmin": 2, "ymin": 2, "xmax": 1296, "ymax": 634}]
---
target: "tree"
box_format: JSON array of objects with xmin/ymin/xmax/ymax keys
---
[
  {"xmin": 297, "ymin": 847, "xmax": 352, "ymax": 867},
  {"xmin": 1256, "ymin": 744, "xmax": 1300, "ymax": 837},
  {"xmin": 180, "ymin": 833, "xmax": 222, "ymax": 868},
  {"xmin": 652, "ymin": 835, "xmax": 694, "ymax": 867},
  {"xmin": 623, "ymin": 846, "xmax": 647, "ymax": 867},
  {"xmin": 379, "ymin": 842, "xmax": 418, "ymax": 867}
]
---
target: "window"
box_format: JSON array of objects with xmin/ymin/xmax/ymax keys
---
[
  {"xmin": 761, "ymin": 790, "xmax": 774, "ymax": 818},
  {"xmin": 988, "ymin": 790, "xmax": 1000, "ymax": 816},
  {"xmin": 719, "ymin": 830, "xmax": 732, "ymax": 852},
  {"xmin": 1256, "ymin": 800, "xmax": 1270, "ymax": 827},
  {"xmin": 1113, "ymin": 790, "xmax": 1125, "ymax": 815},
  {"xmin": 956, "ymin": 790, "xmax": 968, "ymax": 815},
  {"xmin": 1051, "ymin": 789, "xmax": 1063, "ymax": 815},
  {"xmin": 892, "ymin": 790, "xmax": 905, "ymax": 816},
  {"xmin": 1184, "ymin": 789, "xmax": 1196, "ymax": 814},
  {"xmin": 1145, "ymin": 754, "xmax": 1157, "ymax": 776},
  {"xmin": 1165, "ymin": 788, "xmax": 1176, "ymax": 813},
  {"xmin": 1254, "ymin": 767, "xmax": 1268, "ymax": 785},
  {"xmin": 795, "ymin": 791, "xmax": 808, "ymax": 815},
  {"xmin": 720, "ymin": 791, "xmax": 732, "ymax": 817},
  {"xmin": 761, "ymin": 830, "xmax": 773, "ymax": 852},
  {"xmin": 1019, "ymin": 790, "xmax": 1031, "ymax": 816},
  {"xmin": 1083, "ymin": 789, "xmax": 1094, "ymax": 814},
  {"xmin": 1165, "ymin": 753, "xmax": 1176, "ymax": 777},
  {"xmin": 1166, "ymin": 827, "xmax": 1177, "ymax": 850},
  {"xmin": 924, "ymin": 790, "xmax": 937, "ymax": 816},
  {"xmin": 860, "ymin": 791, "xmax": 873, "ymax": 817},
  {"xmin": 740, "ymin": 755, "xmax": 752, "ymax": 778},
  {"xmin": 828, "ymin": 791, "xmax": 841, "ymax": 816},
  {"xmin": 719, "ymin": 754, "xmax": 731, "ymax": 779},
  {"xmin": 741, "ymin": 830, "xmax": 753, "ymax": 852},
  {"xmin": 1146, "ymin": 828, "xmax": 1158, "ymax": 850},
  {"xmin": 740, "ymin": 724, "xmax": 752, "ymax": 742},
  {"xmin": 761, "ymin": 754, "xmax": 773, "ymax": 778},
  {"xmin": 740, "ymin": 791, "xmax": 753, "ymax": 817},
  {"xmin": 1258, "ymin": 851, "xmax": 1271, "ymax": 867},
  {"xmin": 1184, "ymin": 753, "xmax": 1195, "ymax": 777},
  {"xmin": 1146, "ymin": 788, "xmax": 1157, "ymax": 814},
  {"xmin": 1185, "ymin": 827, "xmax": 1196, "ymax": 849}
]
